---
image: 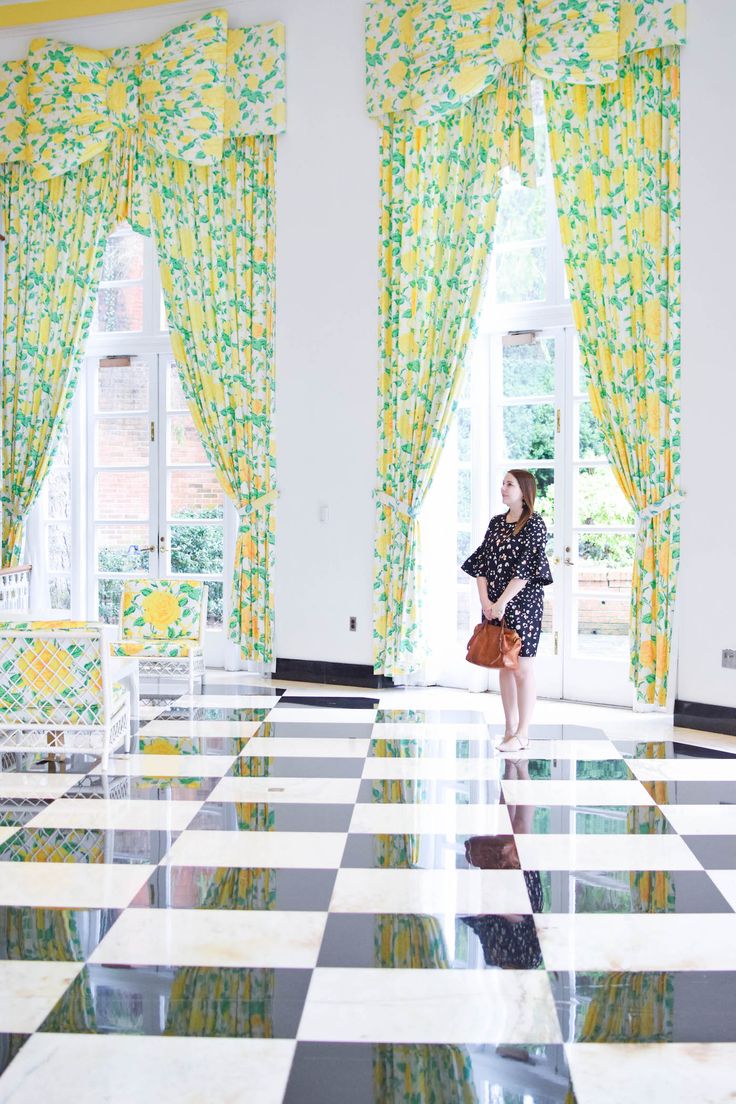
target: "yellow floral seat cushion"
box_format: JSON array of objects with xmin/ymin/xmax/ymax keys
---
[
  {"xmin": 120, "ymin": 579, "xmax": 205, "ymax": 642},
  {"xmin": 110, "ymin": 640, "xmax": 201, "ymax": 659}
]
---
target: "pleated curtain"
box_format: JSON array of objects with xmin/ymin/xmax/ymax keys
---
[
  {"xmin": 544, "ymin": 49, "xmax": 682, "ymax": 708},
  {"xmin": 365, "ymin": 1, "xmax": 687, "ymax": 704},
  {"xmin": 0, "ymin": 12, "xmax": 285, "ymax": 661}
]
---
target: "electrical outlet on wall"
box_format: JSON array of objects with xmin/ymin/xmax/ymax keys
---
[
  {"xmin": 349, "ymin": 616, "xmax": 357, "ymax": 631},
  {"xmin": 723, "ymin": 649, "xmax": 736, "ymax": 670}
]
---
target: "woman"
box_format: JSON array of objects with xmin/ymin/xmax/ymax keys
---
[{"xmin": 461, "ymin": 469, "xmax": 553, "ymax": 752}]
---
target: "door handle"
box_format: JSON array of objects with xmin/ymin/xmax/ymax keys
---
[
  {"xmin": 130, "ymin": 544, "xmax": 156, "ymax": 553},
  {"xmin": 564, "ymin": 557, "xmax": 575, "ymax": 566}
]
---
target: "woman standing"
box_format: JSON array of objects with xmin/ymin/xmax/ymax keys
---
[{"xmin": 461, "ymin": 469, "xmax": 553, "ymax": 752}]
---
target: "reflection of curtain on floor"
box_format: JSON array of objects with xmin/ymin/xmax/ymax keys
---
[
  {"xmin": 164, "ymin": 965, "xmax": 274, "ymax": 1039},
  {"xmin": 627, "ymin": 742, "xmax": 673, "ymax": 912},
  {"xmin": 1, "ymin": 909, "xmax": 95, "ymax": 1030},
  {"xmin": 1, "ymin": 139, "xmax": 124, "ymax": 564},
  {"xmin": 544, "ymin": 49, "xmax": 683, "ymax": 707},
  {"xmin": 372, "ymin": 836, "xmax": 477, "ymax": 1101},
  {"xmin": 579, "ymin": 972, "xmax": 673, "ymax": 1043}
]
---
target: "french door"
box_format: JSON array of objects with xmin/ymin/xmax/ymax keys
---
[
  {"xmin": 427, "ymin": 327, "xmax": 635, "ymax": 706},
  {"xmin": 86, "ymin": 351, "xmax": 227, "ymax": 662}
]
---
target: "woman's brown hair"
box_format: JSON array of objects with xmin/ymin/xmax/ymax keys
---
[{"xmin": 506, "ymin": 469, "xmax": 537, "ymax": 536}]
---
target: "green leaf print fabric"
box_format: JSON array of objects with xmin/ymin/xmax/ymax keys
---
[
  {"xmin": 544, "ymin": 49, "xmax": 682, "ymax": 707},
  {"xmin": 366, "ymin": 2, "xmax": 686, "ymax": 704}
]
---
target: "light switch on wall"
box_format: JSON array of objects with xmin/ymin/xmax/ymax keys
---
[{"xmin": 319, "ymin": 504, "xmax": 329, "ymax": 523}]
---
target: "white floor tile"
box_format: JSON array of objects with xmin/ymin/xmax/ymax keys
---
[
  {"xmin": 0, "ymin": 862, "xmax": 155, "ymax": 908},
  {"xmin": 535, "ymin": 914, "xmax": 736, "ymax": 971},
  {"xmin": 90, "ymin": 908, "xmax": 327, "ymax": 968},
  {"xmin": 629, "ymin": 758, "xmax": 736, "ymax": 781},
  {"xmin": 209, "ymin": 776, "xmax": 361, "ymax": 805},
  {"xmin": 362, "ymin": 757, "xmax": 502, "ymax": 780},
  {"xmin": 98, "ymin": 754, "xmax": 236, "ymax": 778},
  {"xmin": 27, "ymin": 798, "xmax": 202, "ymax": 832},
  {"xmin": 371, "ymin": 723, "xmax": 491, "ymax": 741},
  {"xmin": 330, "ymin": 868, "xmax": 531, "ymax": 914},
  {"xmin": 707, "ymin": 871, "xmax": 736, "ymax": 911},
  {"xmin": 175, "ymin": 694, "xmax": 280, "ymax": 709},
  {"xmin": 349, "ymin": 802, "xmax": 512, "ymax": 835},
  {"xmin": 0, "ymin": 1034, "xmax": 295, "ymax": 1104},
  {"xmin": 566, "ymin": 1042, "xmax": 736, "ymax": 1104},
  {"xmin": 165, "ymin": 829, "xmax": 346, "ymax": 869},
  {"xmin": 299, "ymin": 968, "xmax": 561, "ymax": 1044},
  {"xmin": 661, "ymin": 804, "xmax": 736, "ymax": 835},
  {"xmin": 241, "ymin": 736, "xmax": 370, "ymax": 758},
  {"xmin": 0, "ymin": 773, "xmax": 84, "ymax": 798},
  {"xmin": 268, "ymin": 708, "xmax": 377, "ymax": 724},
  {"xmin": 0, "ymin": 962, "xmax": 83, "ymax": 1031},
  {"xmin": 142, "ymin": 720, "xmax": 262, "ymax": 740},
  {"xmin": 514, "ymin": 832, "xmax": 702, "ymax": 871},
  {"xmin": 501, "ymin": 779, "xmax": 654, "ymax": 806}
]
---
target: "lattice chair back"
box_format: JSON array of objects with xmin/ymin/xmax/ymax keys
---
[
  {"xmin": 0, "ymin": 623, "xmax": 112, "ymax": 726},
  {"xmin": 120, "ymin": 579, "xmax": 207, "ymax": 645}
]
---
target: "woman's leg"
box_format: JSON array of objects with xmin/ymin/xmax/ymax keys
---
[
  {"xmin": 498, "ymin": 669, "xmax": 519, "ymax": 739},
  {"xmin": 512, "ymin": 657, "xmax": 536, "ymax": 743}
]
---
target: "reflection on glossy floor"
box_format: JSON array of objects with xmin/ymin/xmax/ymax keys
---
[{"xmin": 1, "ymin": 678, "xmax": 736, "ymax": 1103}]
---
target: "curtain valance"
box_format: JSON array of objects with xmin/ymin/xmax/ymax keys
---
[
  {"xmin": 365, "ymin": 0, "xmax": 686, "ymax": 121},
  {"xmin": 0, "ymin": 8, "xmax": 285, "ymax": 180}
]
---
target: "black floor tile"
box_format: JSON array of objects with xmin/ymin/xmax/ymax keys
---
[
  {"xmin": 0, "ymin": 1035, "xmax": 28, "ymax": 1079},
  {"xmin": 189, "ymin": 802, "xmax": 353, "ymax": 832},
  {"xmin": 0, "ymin": 828, "xmax": 178, "ymax": 865},
  {"xmin": 136, "ymin": 735, "xmax": 252, "ymax": 756},
  {"xmin": 369, "ymin": 737, "xmax": 490, "ymax": 758},
  {"xmin": 0, "ymin": 907, "xmax": 121, "ymax": 960},
  {"xmin": 532, "ymin": 869, "xmax": 734, "ymax": 913},
  {"xmin": 341, "ymin": 833, "xmax": 471, "ymax": 869},
  {"xmin": 38, "ymin": 964, "xmax": 310, "ymax": 1037},
  {"xmin": 200, "ymin": 683, "xmax": 286, "ymax": 697},
  {"xmin": 256, "ymin": 722, "xmax": 376, "ymax": 741},
  {"xmin": 128, "ymin": 865, "xmax": 337, "ymax": 910},
  {"xmin": 513, "ymin": 805, "xmax": 675, "ymax": 834},
  {"xmin": 644, "ymin": 781, "xmax": 736, "ymax": 804},
  {"xmin": 284, "ymin": 1042, "xmax": 577, "ymax": 1104},
  {"xmin": 357, "ymin": 778, "xmax": 500, "ymax": 804},
  {"xmin": 615, "ymin": 740, "xmax": 736, "ymax": 760},
  {"xmin": 154, "ymin": 707, "xmax": 271, "ymax": 722},
  {"xmin": 551, "ymin": 970, "xmax": 736, "ymax": 1042},
  {"xmin": 0, "ymin": 799, "xmax": 53, "ymax": 827},
  {"xmin": 229, "ymin": 756, "xmax": 364, "ymax": 779},
  {"xmin": 682, "ymin": 836, "xmax": 736, "ymax": 869},
  {"xmin": 275, "ymin": 696, "xmax": 379, "ymax": 709},
  {"xmin": 375, "ymin": 710, "xmax": 487, "ymax": 724}
]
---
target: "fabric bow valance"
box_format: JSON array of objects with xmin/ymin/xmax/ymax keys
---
[
  {"xmin": 0, "ymin": 7, "xmax": 285, "ymax": 180},
  {"xmin": 365, "ymin": 0, "xmax": 686, "ymax": 120}
]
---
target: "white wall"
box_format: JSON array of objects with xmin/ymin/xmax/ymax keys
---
[
  {"xmin": 2, "ymin": 0, "xmax": 735, "ymax": 703},
  {"xmin": 678, "ymin": 0, "xmax": 736, "ymax": 708}
]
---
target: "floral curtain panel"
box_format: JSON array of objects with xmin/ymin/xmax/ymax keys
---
[
  {"xmin": 0, "ymin": 11, "xmax": 284, "ymax": 661},
  {"xmin": 0, "ymin": 137, "xmax": 126, "ymax": 565},
  {"xmin": 365, "ymin": 0, "xmax": 686, "ymax": 702},
  {"xmin": 373, "ymin": 72, "xmax": 530, "ymax": 679},
  {"xmin": 544, "ymin": 49, "xmax": 682, "ymax": 707}
]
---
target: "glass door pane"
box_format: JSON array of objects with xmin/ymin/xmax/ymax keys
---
[
  {"xmin": 91, "ymin": 355, "xmax": 156, "ymax": 622},
  {"xmin": 161, "ymin": 357, "xmax": 225, "ymax": 627}
]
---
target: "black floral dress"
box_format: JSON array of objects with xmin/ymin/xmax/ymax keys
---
[{"xmin": 461, "ymin": 513, "xmax": 553, "ymax": 658}]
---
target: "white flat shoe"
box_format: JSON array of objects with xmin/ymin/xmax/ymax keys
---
[{"xmin": 496, "ymin": 733, "xmax": 529, "ymax": 753}]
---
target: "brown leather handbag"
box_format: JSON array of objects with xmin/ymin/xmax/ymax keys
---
[{"xmin": 466, "ymin": 618, "xmax": 522, "ymax": 670}]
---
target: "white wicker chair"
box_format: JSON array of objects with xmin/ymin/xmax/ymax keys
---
[
  {"xmin": 110, "ymin": 579, "xmax": 208, "ymax": 694},
  {"xmin": 0, "ymin": 621, "xmax": 131, "ymax": 771}
]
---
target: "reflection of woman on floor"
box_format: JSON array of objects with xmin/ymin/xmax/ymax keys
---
[{"xmin": 462, "ymin": 758, "xmax": 543, "ymax": 969}]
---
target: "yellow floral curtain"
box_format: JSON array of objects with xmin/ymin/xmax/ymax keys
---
[
  {"xmin": 0, "ymin": 11, "xmax": 285, "ymax": 659},
  {"xmin": 544, "ymin": 51, "xmax": 682, "ymax": 707},
  {"xmin": 373, "ymin": 70, "xmax": 531, "ymax": 678},
  {"xmin": 365, "ymin": 0, "xmax": 686, "ymax": 701},
  {"xmin": 0, "ymin": 137, "xmax": 127, "ymax": 565}
]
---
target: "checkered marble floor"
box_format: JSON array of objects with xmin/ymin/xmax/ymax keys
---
[{"xmin": 1, "ymin": 677, "xmax": 736, "ymax": 1103}]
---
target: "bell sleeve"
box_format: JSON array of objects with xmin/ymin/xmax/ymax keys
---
[
  {"xmin": 512, "ymin": 516, "xmax": 552, "ymax": 583},
  {"xmin": 461, "ymin": 524, "xmax": 492, "ymax": 578}
]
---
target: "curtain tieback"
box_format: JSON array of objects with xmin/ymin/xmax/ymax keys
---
[
  {"xmin": 637, "ymin": 491, "xmax": 684, "ymax": 522},
  {"xmin": 374, "ymin": 491, "xmax": 420, "ymax": 521},
  {"xmin": 238, "ymin": 489, "xmax": 279, "ymax": 516}
]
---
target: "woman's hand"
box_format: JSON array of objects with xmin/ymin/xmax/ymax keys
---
[{"xmin": 484, "ymin": 600, "xmax": 506, "ymax": 621}]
